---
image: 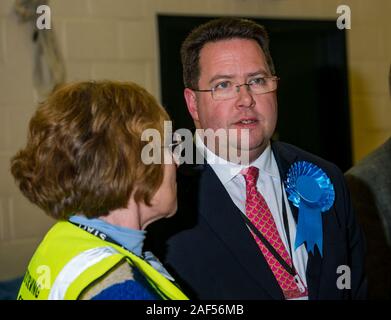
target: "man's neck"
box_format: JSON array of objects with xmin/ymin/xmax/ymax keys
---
[{"xmin": 195, "ymin": 131, "xmax": 268, "ymax": 165}]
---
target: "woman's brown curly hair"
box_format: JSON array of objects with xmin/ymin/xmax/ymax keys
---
[{"xmin": 10, "ymin": 80, "xmax": 170, "ymax": 219}]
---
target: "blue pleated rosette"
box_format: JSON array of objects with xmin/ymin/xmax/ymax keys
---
[{"xmin": 285, "ymin": 161, "xmax": 335, "ymax": 256}]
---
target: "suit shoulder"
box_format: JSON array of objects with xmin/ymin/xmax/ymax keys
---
[
  {"xmin": 273, "ymin": 141, "xmax": 343, "ymax": 176},
  {"xmin": 346, "ymin": 137, "xmax": 391, "ymax": 178}
]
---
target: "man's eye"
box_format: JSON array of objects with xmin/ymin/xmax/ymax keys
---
[
  {"xmin": 249, "ymin": 77, "xmax": 267, "ymax": 86},
  {"xmin": 214, "ymin": 81, "xmax": 232, "ymax": 90}
]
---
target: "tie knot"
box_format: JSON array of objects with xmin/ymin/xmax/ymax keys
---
[{"xmin": 241, "ymin": 166, "xmax": 259, "ymax": 186}]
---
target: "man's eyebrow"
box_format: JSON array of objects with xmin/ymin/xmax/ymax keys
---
[
  {"xmin": 208, "ymin": 74, "xmax": 235, "ymax": 85},
  {"xmin": 208, "ymin": 70, "xmax": 271, "ymax": 85},
  {"xmin": 247, "ymin": 70, "xmax": 269, "ymax": 77}
]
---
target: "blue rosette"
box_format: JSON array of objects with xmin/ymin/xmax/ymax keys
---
[{"xmin": 285, "ymin": 161, "xmax": 335, "ymax": 256}]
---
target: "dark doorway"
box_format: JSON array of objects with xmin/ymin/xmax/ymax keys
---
[{"xmin": 158, "ymin": 15, "xmax": 352, "ymax": 171}]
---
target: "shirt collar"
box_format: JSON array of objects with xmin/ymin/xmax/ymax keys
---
[
  {"xmin": 250, "ymin": 142, "xmax": 280, "ymax": 179},
  {"xmin": 195, "ymin": 132, "xmax": 279, "ymax": 185}
]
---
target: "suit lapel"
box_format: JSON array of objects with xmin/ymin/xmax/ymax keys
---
[
  {"xmin": 271, "ymin": 141, "xmax": 322, "ymax": 300},
  {"xmin": 271, "ymin": 142, "xmax": 299, "ymax": 222},
  {"xmin": 198, "ymin": 165, "xmax": 284, "ymax": 300}
]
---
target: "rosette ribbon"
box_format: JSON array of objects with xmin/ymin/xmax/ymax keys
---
[{"xmin": 285, "ymin": 161, "xmax": 335, "ymax": 256}]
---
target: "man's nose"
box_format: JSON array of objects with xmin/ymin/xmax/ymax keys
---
[{"xmin": 235, "ymin": 84, "xmax": 254, "ymax": 108}]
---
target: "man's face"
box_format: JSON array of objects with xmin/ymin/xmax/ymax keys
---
[{"xmin": 184, "ymin": 38, "xmax": 278, "ymax": 162}]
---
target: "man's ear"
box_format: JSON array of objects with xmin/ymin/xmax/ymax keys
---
[{"xmin": 184, "ymin": 88, "xmax": 199, "ymax": 122}]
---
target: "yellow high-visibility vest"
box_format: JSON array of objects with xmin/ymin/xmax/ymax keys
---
[{"xmin": 17, "ymin": 221, "xmax": 188, "ymax": 300}]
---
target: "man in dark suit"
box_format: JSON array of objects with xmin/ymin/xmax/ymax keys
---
[
  {"xmin": 345, "ymin": 66, "xmax": 391, "ymax": 299},
  {"xmin": 147, "ymin": 17, "xmax": 367, "ymax": 300}
]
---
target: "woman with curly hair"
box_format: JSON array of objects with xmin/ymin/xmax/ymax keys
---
[{"xmin": 11, "ymin": 80, "xmax": 187, "ymax": 300}]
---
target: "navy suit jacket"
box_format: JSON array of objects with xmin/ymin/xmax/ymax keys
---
[{"xmin": 146, "ymin": 141, "xmax": 367, "ymax": 299}]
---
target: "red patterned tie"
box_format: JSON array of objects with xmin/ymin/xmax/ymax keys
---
[{"xmin": 242, "ymin": 166, "xmax": 307, "ymax": 299}]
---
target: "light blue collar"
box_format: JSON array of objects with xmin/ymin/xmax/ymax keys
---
[{"xmin": 69, "ymin": 215, "xmax": 146, "ymax": 257}]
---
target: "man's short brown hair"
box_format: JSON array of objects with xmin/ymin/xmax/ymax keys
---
[
  {"xmin": 10, "ymin": 81, "xmax": 170, "ymax": 219},
  {"xmin": 181, "ymin": 17, "xmax": 275, "ymax": 89}
]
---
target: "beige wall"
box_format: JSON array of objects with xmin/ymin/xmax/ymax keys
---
[{"xmin": 0, "ymin": 0, "xmax": 390, "ymax": 280}]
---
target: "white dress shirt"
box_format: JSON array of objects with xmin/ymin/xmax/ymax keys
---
[{"xmin": 195, "ymin": 133, "xmax": 309, "ymax": 300}]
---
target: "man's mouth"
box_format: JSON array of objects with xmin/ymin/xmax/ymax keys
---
[{"xmin": 234, "ymin": 118, "xmax": 258, "ymax": 126}]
